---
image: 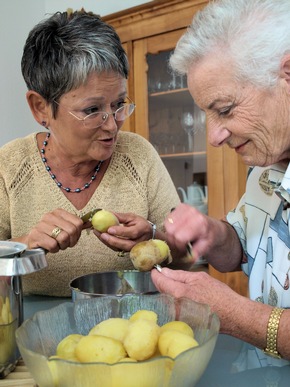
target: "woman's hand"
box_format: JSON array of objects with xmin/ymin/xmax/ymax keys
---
[
  {"xmin": 164, "ymin": 203, "xmax": 213, "ymax": 262},
  {"xmin": 151, "ymin": 267, "xmax": 241, "ymax": 332},
  {"xmin": 164, "ymin": 203, "xmax": 243, "ymax": 271},
  {"xmin": 93, "ymin": 212, "xmax": 155, "ymax": 252},
  {"xmin": 22, "ymin": 208, "xmax": 84, "ymax": 253}
]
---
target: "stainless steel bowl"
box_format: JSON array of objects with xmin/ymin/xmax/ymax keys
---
[{"xmin": 70, "ymin": 270, "xmax": 158, "ymax": 300}]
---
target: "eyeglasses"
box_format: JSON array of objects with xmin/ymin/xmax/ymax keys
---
[{"xmin": 53, "ymin": 97, "xmax": 135, "ymax": 129}]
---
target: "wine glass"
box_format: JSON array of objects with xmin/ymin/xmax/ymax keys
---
[
  {"xmin": 193, "ymin": 104, "xmax": 206, "ymax": 132},
  {"xmin": 180, "ymin": 111, "xmax": 195, "ymax": 152}
]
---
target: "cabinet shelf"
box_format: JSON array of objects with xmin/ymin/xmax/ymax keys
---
[
  {"xmin": 149, "ymin": 88, "xmax": 188, "ymax": 97},
  {"xmin": 160, "ymin": 151, "xmax": 206, "ymax": 159},
  {"xmin": 149, "ymin": 88, "xmax": 192, "ymax": 107}
]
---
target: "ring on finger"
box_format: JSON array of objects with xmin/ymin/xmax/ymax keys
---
[
  {"xmin": 51, "ymin": 227, "xmax": 62, "ymax": 239},
  {"xmin": 117, "ymin": 250, "xmax": 125, "ymax": 257}
]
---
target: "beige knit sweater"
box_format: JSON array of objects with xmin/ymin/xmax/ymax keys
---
[{"xmin": 0, "ymin": 131, "xmax": 180, "ymax": 296}]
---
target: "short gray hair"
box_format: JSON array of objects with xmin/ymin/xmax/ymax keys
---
[
  {"xmin": 170, "ymin": 0, "xmax": 290, "ymax": 88},
  {"xmin": 21, "ymin": 10, "xmax": 129, "ymax": 113}
]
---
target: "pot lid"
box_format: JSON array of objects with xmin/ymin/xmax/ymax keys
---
[
  {"xmin": 0, "ymin": 241, "xmax": 47, "ymax": 276},
  {"xmin": 0, "ymin": 241, "xmax": 27, "ymax": 258}
]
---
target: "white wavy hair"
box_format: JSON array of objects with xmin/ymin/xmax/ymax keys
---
[{"xmin": 170, "ymin": 0, "xmax": 290, "ymax": 88}]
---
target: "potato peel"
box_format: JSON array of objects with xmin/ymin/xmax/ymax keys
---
[{"xmin": 129, "ymin": 239, "xmax": 172, "ymax": 271}]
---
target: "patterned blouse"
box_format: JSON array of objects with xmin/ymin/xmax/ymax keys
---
[{"xmin": 227, "ymin": 163, "xmax": 290, "ymax": 368}]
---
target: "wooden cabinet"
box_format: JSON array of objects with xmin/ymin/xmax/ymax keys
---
[{"xmin": 104, "ymin": 0, "xmax": 248, "ymax": 296}]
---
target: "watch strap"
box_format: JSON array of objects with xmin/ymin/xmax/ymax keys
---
[{"xmin": 263, "ymin": 307, "xmax": 284, "ymax": 359}]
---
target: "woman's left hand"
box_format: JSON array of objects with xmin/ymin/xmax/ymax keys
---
[
  {"xmin": 151, "ymin": 267, "xmax": 242, "ymax": 333},
  {"xmin": 92, "ymin": 212, "xmax": 155, "ymax": 252}
]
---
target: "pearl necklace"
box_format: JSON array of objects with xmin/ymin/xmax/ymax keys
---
[{"xmin": 40, "ymin": 132, "xmax": 103, "ymax": 193}]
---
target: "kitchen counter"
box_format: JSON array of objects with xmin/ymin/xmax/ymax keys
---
[{"xmin": 1, "ymin": 296, "xmax": 289, "ymax": 387}]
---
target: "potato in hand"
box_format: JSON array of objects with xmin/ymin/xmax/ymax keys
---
[
  {"xmin": 91, "ymin": 209, "xmax": 119, "ymax": 232},
  {"xmin": 129, "ymin": 239, "xmax": 172, "ymax": 271}
]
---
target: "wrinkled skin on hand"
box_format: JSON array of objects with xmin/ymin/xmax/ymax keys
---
[
  {"xmin": 164, "ymin": 203, "xmax": 214, "ymax": 263},
  {"xmin": 151, "ymin": 267, "xmax": 242, "ymax": 333}
]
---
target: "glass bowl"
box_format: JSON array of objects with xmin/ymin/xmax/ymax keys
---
[{"xmin": 16, "ymin": 294, "xmax": 220, "ymax": 387}]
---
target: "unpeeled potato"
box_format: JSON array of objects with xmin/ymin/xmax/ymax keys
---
[{"xmin": 130, "ymin": 239, "xmax": 172, "ymax": 271}]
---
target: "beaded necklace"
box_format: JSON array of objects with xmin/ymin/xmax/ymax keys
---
[{"xmin": 40, "ymin": 132, "xmax": 103, "ymax": 193}]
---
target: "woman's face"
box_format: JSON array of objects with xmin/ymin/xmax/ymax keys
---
[
  {"xmin": 50, "ymin": 71, "xmax": 128, "ymax": 163},
  {"xmin": 187, "ymin": 55, "xmax": 290, "ymax": 166}
]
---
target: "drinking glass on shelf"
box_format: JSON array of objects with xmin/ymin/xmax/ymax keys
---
[
  {"xmin": 193, "ymin": 104, "xmax": 206, "ymax": 132},
  {"xmin": 180, "ymin": 111, "xmax": 195, "ymax": 152}
]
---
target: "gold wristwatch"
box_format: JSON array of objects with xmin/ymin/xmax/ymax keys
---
[{"xmin": 263, "ymin": 307, "xmax": 284, "ymax": 359}]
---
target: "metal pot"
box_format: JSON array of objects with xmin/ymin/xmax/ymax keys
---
[
  {"xmin": 0, "ymin": 242, "xmax": 47, "ymax": 378},
  {"xmin": 70, "ymin": 270, "xmax": 158, "ymax": 300}
]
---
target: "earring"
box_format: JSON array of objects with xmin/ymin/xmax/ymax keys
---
[{"xmin": 41, "ymin": 121, "xmax": 47, "ymax": 127}]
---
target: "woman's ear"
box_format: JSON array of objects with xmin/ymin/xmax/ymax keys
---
[
  {"xmin": 280, "ymin": 54, "xmax": 290, "ymax": 90},
  {"xmin": 26, "ymin": 91, "xmax": 50, "ymax": 127}
]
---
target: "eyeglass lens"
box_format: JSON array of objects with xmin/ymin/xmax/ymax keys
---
[{"xmin": 85, "ymin": 103, "xmax": 135, "ymax": 127}]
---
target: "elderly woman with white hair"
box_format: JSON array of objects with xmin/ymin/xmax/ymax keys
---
[{"xmin": 152, "ymin": 0, "xmax": 290, "ymax": 369}]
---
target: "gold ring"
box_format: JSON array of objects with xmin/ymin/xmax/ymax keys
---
[
  {"xmin": 117, "ymin": 251, "xmax": 125, "ymax": 257},
  {"xmin": 51, "ymin": 227, "xmax": 62, "ymax": 239},
  {"xmin": 168, "ymin": 217, "xmax": 174, "ymax": 224}
]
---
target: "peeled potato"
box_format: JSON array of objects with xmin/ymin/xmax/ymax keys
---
[
  {"xmin": 75, "ymin": 335, "xmax": 126, "ymax": 364},
  {"xmin": 160, "ymin": 321, "xmax": 194, "ymax": 338},
  {"xmin": 91, "ymin": 209, "xmax": 119, "ymax": 233},
  {"xmin": 158, "ymin": 330, "xmax": 199, "ymax": 358},
  {"xmin": 129, "ymin": 310, "xmax": 158, "ymax": 323},
  {"xmin": 123, "ymin": 319, "xmax": 160, "ymax": 361},
  {"xmin": 89, "ymin": 317, "xmax": 130, "ymax": 342},
  {"xmin": 130, "ymin": 239, "xmax": 172, "ymax": 271},
  {"xmin": 51, "ymin": 309, "xmax": 199, "ymax": 367},
  {"xmin": 56, "ymin": 334, "xmax": 83, "ymax": 361}
]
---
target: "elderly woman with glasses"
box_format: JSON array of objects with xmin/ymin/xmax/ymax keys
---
[{"xmin": 0, "ymin": 10, "xmax": 181, "ymax": 297}]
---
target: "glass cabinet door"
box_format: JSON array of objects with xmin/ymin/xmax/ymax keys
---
[{"xmin": 147, "ymin": 50, "xmax": 208, "ymax": 213}]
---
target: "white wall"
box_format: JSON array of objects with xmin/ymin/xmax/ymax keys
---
[
  {"xmin": 0, "ymin": 0, "xmax": 152, "ymax": 147},
  {"xmin": 0, "ymin": 0, "xmax": 46, "ymax": 146}
]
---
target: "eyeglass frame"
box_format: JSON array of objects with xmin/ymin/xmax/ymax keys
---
[{"xmin": 53, "ymin": 97, "xmax": 136, "ymax": 128}]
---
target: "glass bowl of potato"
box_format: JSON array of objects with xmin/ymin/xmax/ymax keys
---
[{"xmin": 16, "ymin": 294, "xmax": 220, "ymax": 387}]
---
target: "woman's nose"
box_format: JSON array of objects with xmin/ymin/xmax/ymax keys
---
[
  {"xmin": 101, "ymin": 112, "xmax": 118, "ymax": 131},
  {"xmin": 207, "ymin": 119, "xmax": 231, "ymax": 147}
]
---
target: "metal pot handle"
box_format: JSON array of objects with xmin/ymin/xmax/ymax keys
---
[{"xmin": 11, "ymin": 275, "xmax": 23, "ymax": 325}]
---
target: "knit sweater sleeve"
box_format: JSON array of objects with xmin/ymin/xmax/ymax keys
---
[{"xmin": 0, "ymin": 173, "xmax": 11, "ymax": 239}]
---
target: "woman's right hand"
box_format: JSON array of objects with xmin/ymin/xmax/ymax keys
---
[{"xmin": 20, "ymin": 208, "xmax": 84, "ymax": 253}]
